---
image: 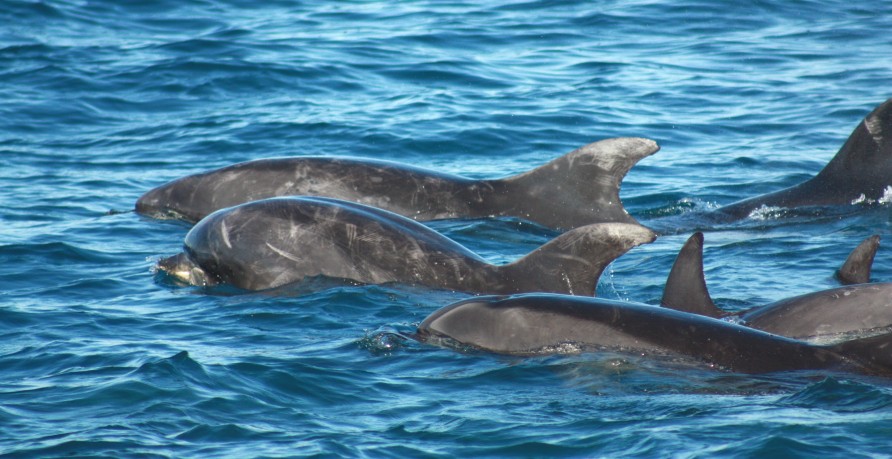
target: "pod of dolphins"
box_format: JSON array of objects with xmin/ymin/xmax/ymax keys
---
[{"xmin": 140, "ymin": 98, "xmax": 892, "ymax": 377}]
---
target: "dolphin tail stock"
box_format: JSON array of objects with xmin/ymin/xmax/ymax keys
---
[
  {"xmin": 660, "ymin": 232, "xmax": 725, "ymax": 318},
  {"xmin": 830, "ymin": 332, "xmax": 892, "ymax": 375},
  {"xmin": 837, "ymin": 235, "xmax": 880, "ymax": 285},
  {"xmin": 496, "ymin": 222, "xmax": 656, "ymax": 296},
  {"xmin": 492, "ymin": 137, "xmax": 660, "ymax": 230}
]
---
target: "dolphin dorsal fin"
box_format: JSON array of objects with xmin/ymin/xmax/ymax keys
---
[
  {"xmin": 837, "ymin": 235, "xmax": 880, "ymax": 285},
  {"xmin": 496, "ymin": 138, "xmax": 659, "ymax": 229},
  {"xmin": 811, "ymin": 98, "xmax": 892, "ymax": 198},
  {"xmin": 500, "ymin": 222, "xmax": 656, "ymax": 296},
  {"xmin": 661, "ymin": 232, "xmax": 724, "ymax": 318}
]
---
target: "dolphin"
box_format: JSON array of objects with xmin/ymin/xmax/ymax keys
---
[
  {"xmin": 660, "ymin": 233, "xmax": 892, "ymax": 340},
  {"xmin": 415, "ymin": 293, "xmax": 892, "ymax": 376},
  {"xmin": 156, "ymin": 196, "xmax": 655, "ymax": 293},
  {"xmin": 708, "ymin": 98, "xmax": 892, "ymax": 221},
  {"xmin": 136, "ymin": 137, "xmax": 659, "ymax": 230}
]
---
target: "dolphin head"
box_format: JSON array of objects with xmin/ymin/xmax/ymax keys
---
[
  {"xmin": 135, "ymin": 176, "xmax": 205, "ymax": 223},
  {"xmin": 416, "ymin": 295, "xmax": 610, "ymax": 354},
  {"xmin": 418, "ymin": 297, "xmax": 500, "ymax": 340}
]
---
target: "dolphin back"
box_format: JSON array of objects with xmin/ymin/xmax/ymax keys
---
[
  {"xmin": 831, "ymin": 332, "xmax": 892, "ymax": 376},
  {"xmin": 417, "ymin": 294, "xmax": 865, "ymax": 374}
]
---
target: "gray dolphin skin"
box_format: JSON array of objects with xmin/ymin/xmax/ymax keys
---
[
  {"xmin": 156, "ymin": 196, "xmax": 655, "ymax": 293},
  {"xmin": 136, "ymin": 137, "xmax": 659, "ymax": 230},
  {"xmin": 712, "ymin": 98, "xmax": 892, "ymax": 220},
  {"xmin": 416, "ymin": 294, "xmax": 892, "ymax": 375},
  {"xmin": 660, "ymin": 233, "xmax": 892, "ymax": 340}
]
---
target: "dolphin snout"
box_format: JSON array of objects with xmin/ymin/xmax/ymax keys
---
[{"xmin": 156, "ymin": 253, "xmax": 216, "ymax": 287}]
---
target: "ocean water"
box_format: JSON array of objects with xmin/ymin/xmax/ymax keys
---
[{"xmin": 3, "ymin": 0, "xmax": 892, "ymax": 457}]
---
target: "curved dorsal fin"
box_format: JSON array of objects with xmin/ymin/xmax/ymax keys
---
[
  {"xmin": 500, "ymin": 222, "xmax": 656, "ymax": 296},
  {"xmin": 837, "ymin": 235, "xmax": 880, "ymax": 285},
  {"xmin": 713, "ymin": 98, "xmax": 892, "ymax": 219},
  {"xmin": 660, "ymin": 232, "xmax": 724, "ymax": 318},
  {"xmin": 810, "ymin": 98, "xmax": 892, "ymax": 198},
  {"xmin": 497, "ymin": 138, "xmax": 659, "ymax": 229}
]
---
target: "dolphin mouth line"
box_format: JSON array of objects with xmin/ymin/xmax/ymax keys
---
[
  {"xmin": 161, "ymin": 265, "xmax": 201, "ymax": 285},
  {"xmin": 145, "ymin": 208, "xmax": 191, "ymax": 221},
  {"xmin": 135, "ymin": 197, "xmax": 194, "ymax": 221}
]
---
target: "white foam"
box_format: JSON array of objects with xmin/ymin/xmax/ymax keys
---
[
  {"xmin": 878, "ymin": 185, "xmax": 892, "ymax": 204},
  {"xmin": 849, "ymin": 185, "xmax": 892, "ymax": 205},
  {"xmin": 747, "ymin": 204, "xmax": 787, "ymax": 221}
]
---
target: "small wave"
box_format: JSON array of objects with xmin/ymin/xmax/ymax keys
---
[
  {"xmin": 778, "ymin": 377, "xmax": 892, "ymax": 412},
  {"xmin": 357, "ymin": 327, "xmax": 415, "ymax": 356},
  {"xmin": 0, "ymin": 241, "xmax": 117, "ymax": 264}
]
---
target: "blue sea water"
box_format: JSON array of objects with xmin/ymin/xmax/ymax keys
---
[{"xmin": 3, "ymin": 0, "xmax": 892, "ymax": 457}]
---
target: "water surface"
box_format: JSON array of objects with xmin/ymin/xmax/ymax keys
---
[{"xmin": 3, "ymin": 1, "xmax": 892, "ymax": 457}]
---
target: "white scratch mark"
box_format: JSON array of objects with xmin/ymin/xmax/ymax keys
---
[
  {"xmin": 266, "ymin": 242, "xmax": 302, "ymax": 263},
  {"xmin": 221, "ymin": 220, "xmax": 232, "ymax": 248},
  {"xmin": 562, "ymin": 272, "xmax": 574, "ymax": 295},
  {"xmin": 865, "ymin": 114, "xmax": 884, "ymax": 148}
]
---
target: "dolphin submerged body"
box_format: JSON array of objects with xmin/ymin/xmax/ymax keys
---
[{"xmin": 157, "ymin": 196, "xmax": 655, "ymax": 293}]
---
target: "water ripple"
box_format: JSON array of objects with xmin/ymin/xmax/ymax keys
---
[{"xmin": 4, "ymin": 0, "xmax": 892, "ymax": 457}]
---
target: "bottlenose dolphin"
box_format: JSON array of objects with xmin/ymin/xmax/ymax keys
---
[
  {"xmin": 416, "ymin": 293, "xmax": 892, "ymax": 376},
  {"xmin": 660, "ymin": 233, "xmax": 892, "ymax": 340},
  {"xmin": 709, "ymin": 98, "xmax": 892, "ymax": 221},
  {"xmin": 136, "ymin": 137, "xmax": 659, "ymax": 230},
  {"xmin": 156, "ymin": 196, "xmax": 655, "ymax": 293}
]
